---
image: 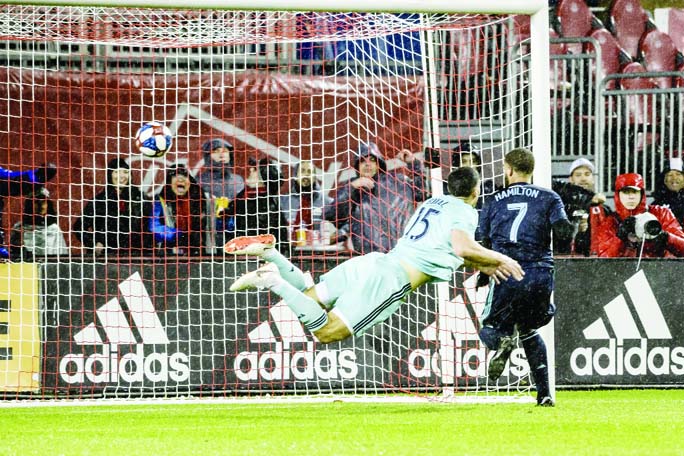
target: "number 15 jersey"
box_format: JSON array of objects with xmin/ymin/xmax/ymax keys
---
[
  {"xmin": 388, "ymin": 195, "xmax": 478, "ymax": 283},
  {"xmin": 478, "ymin": 182, "xmax": 567, "ymax": 267}
]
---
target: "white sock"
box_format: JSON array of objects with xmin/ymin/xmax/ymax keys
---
[
  {"xmin": 271, "ymin": 281, "xmax": 328, "ymax": 331},
  {"xmin": 262, "ymin": 248, "xmax": 308, "ymax": 291}
]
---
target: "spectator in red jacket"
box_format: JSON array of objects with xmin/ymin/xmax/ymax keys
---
[{"xmin": 590, "ymin": 172, "xmax": 684, "ymax": 257}]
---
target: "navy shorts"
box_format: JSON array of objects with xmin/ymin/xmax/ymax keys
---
[{"xmin": 481, "ymin": 266, "xmax": 556, "ymax": 335}]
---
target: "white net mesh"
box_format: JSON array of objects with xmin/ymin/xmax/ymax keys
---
[
  {"xmin": 0, "ymin": 5, "xmax": 537, "ymax": 402},
  {"xmin": 0, "ymin": 7, "xmax": 482, "ymax": 45}
]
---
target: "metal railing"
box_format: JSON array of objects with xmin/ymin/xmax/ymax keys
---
[
  {"xmin": 549, "ymin": 38, "xmax": 601, "ymax": 163},
  {"xmin": 598, "ymin": 71, "xmax": 684, "ymax": 194}
]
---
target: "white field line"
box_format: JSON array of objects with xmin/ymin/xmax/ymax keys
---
[{"xmin": 0, "ymin": 394, "xmax": 534, "ymax": 409}]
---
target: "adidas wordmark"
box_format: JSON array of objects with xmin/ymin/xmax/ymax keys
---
[
  {"xmin": 571, "ymin": 270, "xmax": 684, "ymax": 376},
  {"xmin": 233, "ymin": 301, "xmax": 358, "ymax": 381},
  {"xmin": 59, "ymin": 272, "xmax": 190, "ymax": 384}
]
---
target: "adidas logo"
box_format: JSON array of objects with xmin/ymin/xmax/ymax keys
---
[
  {"xmin": 246, "ymin": 301, "xmax": 311, "ymax": 347},
  {"xmin": 407, "ymin": 274, "xmax": 530, "ymax": 381},
  {"xmin": 233, "ymin": 301, "xmax": 358, "ymax": 382},
  {"xmin": 571, "ymin": 270, "xmax": 684, "ymax": 377},
  {"xmin": 59, "ymin": 272, "xmax": 190, "ymax": 384}
]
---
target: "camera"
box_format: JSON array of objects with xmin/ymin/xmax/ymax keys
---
[
  {"xmin": 571, "ymin": 209, "xmax": 589, "ymax": 221},
  {"xmin": 634, "ymin": 212, "xmax": 662, "ymax": 240}
]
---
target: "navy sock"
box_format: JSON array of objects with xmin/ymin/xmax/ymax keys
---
[
  {"xmin": 521, "ymin": 331, "xmax": 550, "ymax": 399},
  {"xmin": 479, "ymin": 325, "xmax": 503, "ymax": 350}
]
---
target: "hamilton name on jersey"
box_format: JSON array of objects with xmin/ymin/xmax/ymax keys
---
[{"xmin": 494, "ymin": 186, "xmax": 541, "ymax": 201}]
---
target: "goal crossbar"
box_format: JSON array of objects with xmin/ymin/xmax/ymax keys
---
[{"xmin": 7, "ymin": 0, "xmax": 548, "ymax": 15}]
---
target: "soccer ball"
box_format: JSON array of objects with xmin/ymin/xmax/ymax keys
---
[{"xmin": 134, "ymin": 121, "xmax": 173, "ymax": 158}]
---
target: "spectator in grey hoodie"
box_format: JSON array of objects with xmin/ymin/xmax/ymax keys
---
[
  {"xmin": 325, "ymin": 142, "xmax": 426, "ymax": 254},
  {"xmin": 197, "ymin": 138, "xmax": 245, "ymax": 249}
]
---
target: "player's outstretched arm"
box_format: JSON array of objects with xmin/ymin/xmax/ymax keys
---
[{"xmin": 452, "ymin": 229, "xmax": 524, "ymax": 282}]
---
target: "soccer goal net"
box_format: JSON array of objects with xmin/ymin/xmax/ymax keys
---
[{"xmin": 0, "ymin": 1, "xmax": 550, "ymax": 402}]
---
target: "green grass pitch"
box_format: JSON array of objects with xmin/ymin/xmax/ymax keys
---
[{"xmin": 3, "ymin": 390, "xmax": 683, "ymax": 455}]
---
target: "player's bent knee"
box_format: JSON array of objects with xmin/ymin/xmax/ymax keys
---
[
  {"xmin": 479, "ymin": 325, "xmax": 501, "ymax": 350},
  {"xmin": 314, "ymin": 330, "xmax": 342, "ymax": 344},
  {"xmin": 314, "ymin": 312, "xmax": 352, "ymax": 344}
]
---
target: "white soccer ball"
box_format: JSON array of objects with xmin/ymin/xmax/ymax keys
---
[{"xmin": 134, "ymin": 121, "xmax": 173, "ymax": 158}]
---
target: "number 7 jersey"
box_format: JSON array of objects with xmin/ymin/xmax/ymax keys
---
[
  {"xmin": 478, "ymin": 182, "xmax": 567, "ymax": 266},
  {"xmin": 388, "ymin": 195, "xmax": 478, "ymax": 282}
]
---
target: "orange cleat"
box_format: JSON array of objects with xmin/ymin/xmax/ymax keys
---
[{"xmin": 224, "ymin": 234, "xmax": 276, "ymax": 256}]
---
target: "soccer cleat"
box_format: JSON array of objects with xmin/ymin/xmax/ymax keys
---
[
  {"xmin": 230, "ymin": 262, "xmax": 280, "ymax": 291},
  {"xmin": 537, "ymin": 396, "xmax": 555, "ymax": 407},
  {"xmin": 487, "ymin": 336, "xmax": 515, "ymax": 382},
  {"xmin": 224, "ymin": 234, "xmax": 276, "ymax": 256}
]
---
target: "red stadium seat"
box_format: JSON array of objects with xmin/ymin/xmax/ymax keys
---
[
  {"xmin": 449, "ymin": 28, "xmax": 489, "ymax": 80},
  {"xmin": 620, "ymin": 62, "xmax": 658, "ymax": 125},
  {"xmin": 586, "ymin": 28, "xmax": 631, "ymax": 89},
  {"xmin": 549, "ymin": 29, "xmax": 572, "ymax": 103},
  {"xmin": 607, "ymin": 0, "xmax": 654, "ymax": 59},
  {"xmin": 676, "ymin": 61, "xmax": 684, "ymax": 88},
  {"xmin": 639, "ymin": 29, "xmax": 681, "ymax": 88},
  {"xmin": 554, "ymin": 0, "xmax": 599, "ymax": 54},
  {"xmin": 620, "ymin": 62, "xmax": 656, "ymax": 89},
  {"xmin": 447, "ymin": 27, "xmax": 494, "ymax": 120},
  {"xmin": 512, "ymin": 14, "xmax": 531, "ymax": 44},
  {"xmin": 615, "ymin": 62, "xmax": 661, "ymax": 157},
  {"xmin": 665, "ymin": 8, "xmax": 684, "ymax": 54}
]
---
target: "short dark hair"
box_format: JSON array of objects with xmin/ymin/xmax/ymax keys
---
[
  {"xmin": 504, "ymin": 148, "xmax": 535, "ymax": 175},
  {"xmin": 447, "ymin": 167, "xmax": 480, "ymax": 198},
  {"xmin": 452, "ymin": 150, "xmax": 482, "ymax": 167}
]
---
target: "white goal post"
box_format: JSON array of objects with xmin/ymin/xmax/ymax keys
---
[{"xmin": 0, "ymin": 1, "xmax": 552, "ymax": 403}]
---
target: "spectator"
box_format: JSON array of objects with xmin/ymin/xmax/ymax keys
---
[
  {"xmin": 451, "ymin": 143, "xmax": 480, "ymax": 168},
  {"xmin": 9, "ymin": 193, "xmax": 68, "ymax": 260},
  {"xmin": 652, "ymin": 165, "xmax": 684, "ymax": 226},
  {"xmin": 198, "ymin": 138, "xmax": 245, "ymax": 200},
  {"xmin": 590, "ymin": 172, "xmax": 684, "ymax": 258},
  {"xmin": 280, "ymin": 160, "xmax": 333, "ymax": 243},
  {"xmin": 552, "ymin": 157, "xmax": 607, "ymax": 256},
  {"xmin": 0, "ymin": 163, "xmax": 57, "ymax": 258},
  {"xmin": 150, "ymin": 164, "xmax": 209, "ymax": 256},
  {"xmin": 231, "ymin": 158, "xmax": 290, "ymax": 253},
  {"xmin": 325, "ymin": 142, "xmax": 426, "ymax": 254},
  {"xmin": 451, "ymin": 142, "xmax": 495, "ymax": 207},
  {"xmin": 73, "ymin": 158, "xmax": 151, "ymax": 258},
  {"xmin": 197, "ymin": 138, "xmax": 245, "ymax": 248}
]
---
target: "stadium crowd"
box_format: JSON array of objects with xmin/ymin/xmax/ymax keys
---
[
  {"xmin": 4, "ymin": 1, "xmax": 684, "ymax": 262},
  {"xmin": 5, "ymin": 136, "xmax": 684, "ymax": 261}
]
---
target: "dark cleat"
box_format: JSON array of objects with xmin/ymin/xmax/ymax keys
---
[
  {"xmin": 487, "ymin": 336, "xmax": 514, "ymax": 382},
  {"xmin": 537, "ymin": 396, "xmax": 555, "ymax": 407}
]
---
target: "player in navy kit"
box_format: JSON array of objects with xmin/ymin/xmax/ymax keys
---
[
  {"xmin": 226, "ymin": 167, "xmax": 524, "ymax": 345},
  {"xmin": 477, "ymin": 148, "xmax": 574, "ymax": 407}
]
